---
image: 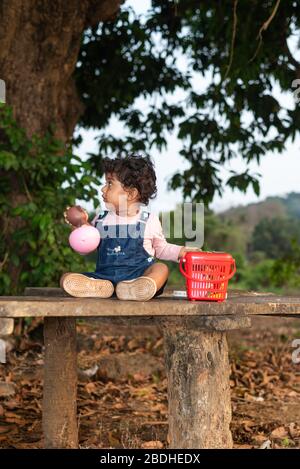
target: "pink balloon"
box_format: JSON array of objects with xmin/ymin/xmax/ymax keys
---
[{"xmin": 69, "ymin": 225, "xmax": 100, "ymax": 255}]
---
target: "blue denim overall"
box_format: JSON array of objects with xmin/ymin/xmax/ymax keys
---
[{"xmin": 82, "ymin": 209, "xmax": 158, "ymax": 285}]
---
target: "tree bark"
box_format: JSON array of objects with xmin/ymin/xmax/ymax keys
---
[
  {"xmin": 43, "ymin": 317, "xmax": 78, "ymax": 448},
  {"xmin": 0, "ymin": 0, "xmax": 121, "ymax": 139},
  {"xmin": 163, "ymin": 322, "xmax": 233, "ymax": 449}
]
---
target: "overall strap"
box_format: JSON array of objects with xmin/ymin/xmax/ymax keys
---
[
  {"xmin": 95, "ymin": 209, "xmax": 150, "ymax": 238},
  {"xmin": 94, "ymin": 210, "xmax": 109, "ymax": 229}
]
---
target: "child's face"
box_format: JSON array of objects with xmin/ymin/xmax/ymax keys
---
[{"xmin": 101, "ymin": 173, "xmax": 137, "ymax": 212}]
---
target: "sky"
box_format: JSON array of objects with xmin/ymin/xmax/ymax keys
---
[{"xmin": 76, "ymin": 0, "xmax": 300, "ymax": 215}]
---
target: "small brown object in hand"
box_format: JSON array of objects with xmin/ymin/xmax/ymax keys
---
[{"xmin": 64, "ymin": 206, "xmax": 88, "ymax": 227}]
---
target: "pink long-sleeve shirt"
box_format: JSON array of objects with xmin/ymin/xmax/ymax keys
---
[{"xmin": 92, "ymin": 208, "xmax": 182, "ymax": 262}]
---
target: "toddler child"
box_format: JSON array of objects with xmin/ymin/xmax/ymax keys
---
[{"xmin": 61, "ymin": 155, "xmax": 190, "ymax": 301}]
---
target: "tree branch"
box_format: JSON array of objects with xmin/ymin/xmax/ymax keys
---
[
  {"xmin": 224, "ymin": 0, "xmax": 238, "ymax": 80},
  {"xmin": 249, "ymin": 0, "xmax": 281, "ymax": 63}
]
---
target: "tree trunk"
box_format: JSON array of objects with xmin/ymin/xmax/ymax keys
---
[
  {"xmin": 0, "ymin": 0, "xmax": 121, "ymax": 139},
  {"xmin": 163, "ymin": 322, "xmax": 233, "ymax": 448},
  {"xmin": 0, "ymin": 0, "xmax": 121, "ymax": 290},
  {"xmin": 43, "ymin": 317, "xmax": 78, "ymax": 448}
]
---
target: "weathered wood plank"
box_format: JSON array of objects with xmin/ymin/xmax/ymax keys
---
[
  {"xmin": 24, "ymin": 287, "xmax": 68, "ymax": 297},
  {"xmin": 53, "ymin": 315, "xmax": 250, "ymax": 330},
  {"xmin": 158, "ymin": 315, "xmax": 251, "ymax": 330},
  {"xmin": 23, "ymin": 287, "xmax": 275, "ymax": 298},
  {"xmin": 1, "ymin": 295, "xmax": 300, "ymax": 317}
]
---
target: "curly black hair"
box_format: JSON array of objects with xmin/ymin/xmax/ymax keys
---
[{"xmin": 102, "ymin": 155, "xmax": 157, "ymax": 205}]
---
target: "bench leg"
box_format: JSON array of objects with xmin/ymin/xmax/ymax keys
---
[
  {"xmin": 43, "ymin": 317, "xmax": 78, "ymax": 448},
  {"xmin": 163, "ymin": 325, "xmax": 232, "ymax": 448}
]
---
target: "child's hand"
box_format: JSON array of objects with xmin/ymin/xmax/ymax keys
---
[
  {"xmin": 64, "ymin": 205, "xmax": 89, "ymax": 227},
  {"xmin": 64, "ymin": 206, "xmax": 72, "ymax": 225},
  {"xmin": 178, "ymin": 246, "xmax": 202, "ymax": 259}
]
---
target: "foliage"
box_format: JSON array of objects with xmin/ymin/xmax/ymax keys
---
[
  {"xmin": 234, "ymin": 244, "xmax": 300, "ymax": 293},
  {"xmin": 203, "ymin": 209, "xmax": 247, "ymax": 255},
  {"xmin": 249, "ymin": 217, "xmax": 300, "ymax": 259},
  {"xmin": 284, "ymin": 192, "xmax": 300, "ymax": 219},
  {"xmin": 271, "ymin": 240, "xmax": 300, "ymax": 289},
  {"xmin": 75, "ymin": 0, "xmax": 300, "ymax": 204},
  {"xmin": 241, "ymin": 259, "xmax": 277, "ymax": 291},
  {"xmin": 0, "ymin": 105, "xmax": 98, "ymax": 294}
]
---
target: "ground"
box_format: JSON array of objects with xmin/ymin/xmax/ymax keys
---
[{"xmin": 1, "ymin": 302, "xmax": 300, "ymax": 449}]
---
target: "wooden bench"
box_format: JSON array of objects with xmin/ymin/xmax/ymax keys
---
[{"xmin": 1, "ymin": 288, "xmax": 300, "ymax": 449}]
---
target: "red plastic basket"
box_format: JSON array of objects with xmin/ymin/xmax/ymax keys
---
[{"xmin": 179, "ymin": 251, "xmax": 236, "ymax": 302}]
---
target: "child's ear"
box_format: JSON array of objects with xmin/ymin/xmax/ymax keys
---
[{"xmin": 127, "ymin": 188, "xmax": 139, "ymax": 201}]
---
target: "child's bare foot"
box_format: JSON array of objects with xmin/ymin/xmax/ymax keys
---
[
  {"xmin": 61, "ymin": 273, "xmax": 114, "ymax": 298},
  {"xmin": 115, "ymin": 276, "xmax": 157, "ymax": 301}
]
